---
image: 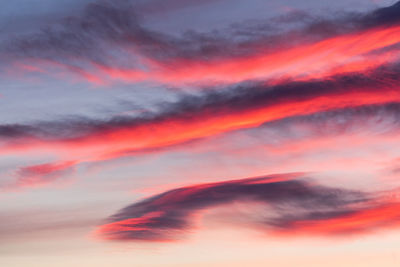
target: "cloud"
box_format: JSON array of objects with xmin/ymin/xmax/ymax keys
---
[
  {"xmin": 274, "ymin": 202, "xmax": 400, "ymax": 236},
  {"xmin": 3, "ymin": 62, "xmax": 400, "ymax": 192},
  {"xmin": 9, "ymin": 160, "xmax": 78, "ymax": 189},
  {"xmin": 4, "ymin": 102, "xmax": 400, "ymax": 191},
  {"xmin": 95, "ymin": 173, "xmax": 385, "ymax": 242},
  {"xmin": 2, "ymin": 1, "xmax": 400, "ymax": 84},
  {"xmin": 132, "ymin": 0, "xmax": 225, "ymax": 15},
  {"xmin": 4, "ymin": 101, "xmax": 400, "ymax": 191},
  {"xmin": 363, "ymin": 1, "xmax": 400, "ymax": 27},
  {"xmin": 2, "ymin": 65, "xmax": 400, "ymax": 161}
]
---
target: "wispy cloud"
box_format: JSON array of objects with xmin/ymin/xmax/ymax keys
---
[
  {"xmin": 0, "ymin": 160, "xmax": 78, "ymax": 191},
  {"xmin": 96, "ymin": 173, "xmax": 396, "ymax": 242},
  {"xmin": 2, "ymin": 1, "xmax": 400, "ymax": 85},
  {"xmin": 2, "ymin": 65, "xmax": 400, "ymax": 162}
]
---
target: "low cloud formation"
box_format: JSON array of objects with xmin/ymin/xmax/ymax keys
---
[{"xmin": 96, "ymin": 173, "xmax": 392, "ymax": 242}]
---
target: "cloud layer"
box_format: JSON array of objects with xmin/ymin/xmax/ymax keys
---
[
  {"xmin": 3, "ymin": 1, "xmax": 400, "ymax": 248},
  {"xmin": 2, "ymin": 64, "xmax": 400, "ymax": 163},
  {"xmin": 2, "ymin": 1, "xmax": 400, "ymax": 85}
]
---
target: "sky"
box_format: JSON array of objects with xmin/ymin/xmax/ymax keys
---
[{"xmin": 2, "ymin": 0, "xmax": 400, "ymax": 266}]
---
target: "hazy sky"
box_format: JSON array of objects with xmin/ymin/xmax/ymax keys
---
[{"xmin": 2, "ymin": 0, "xmax": 400, "ymax": 266}]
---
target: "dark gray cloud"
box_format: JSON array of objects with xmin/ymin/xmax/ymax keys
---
[
  {"xmin": 131, "ymin": 0, "xmax": 225, "ymax": 15},
  {"xmin": 96, "ymin": 174, "xmax": 372, "ymax": 241},
  {"xmin": 1, "ymin": 1, "xmax": 400, "ymax": 74},
  {"xmin": 363, "ymin": 1, "xmax": 400, "ymax": 27},
  {"xmin": 1, "ymin": 64, "xmax": 400, "ymax": 145}
]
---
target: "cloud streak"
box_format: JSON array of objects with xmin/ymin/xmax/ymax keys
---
[
  {"xmin": 2, "ymin": 65, "xmax": 400, "ymax": 162},
  {"xmin": 96, "ymin": 173, "xmax": 399, "ymax": 242},
  {"xmin": 2, "ymin": 1, "xmax": 400, "ymax": 85},
  {"xmin": 6, "ymin": 160, "xmax": 78, "ymax": 190}
]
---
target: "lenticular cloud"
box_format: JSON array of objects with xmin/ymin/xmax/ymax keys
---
[{"xmin": 96, "ymin": 173, "xmax": 400, "ymax": 242}]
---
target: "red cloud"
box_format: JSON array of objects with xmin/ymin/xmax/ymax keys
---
[
  {"xmin": 277, "ymin": 202, "xmax": 400, "ymax": 236},
  {"xmin": 14, "ymin": 161, "xmax": 78, "ymax": 188},
  {"xmin": 95, "ymin": 174, "xmax": 400, "ymax": 242}
]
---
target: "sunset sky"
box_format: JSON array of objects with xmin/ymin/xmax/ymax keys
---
[{"xmin": 2, "ymin": 0, "xmax": 400, "ymax": 266}]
